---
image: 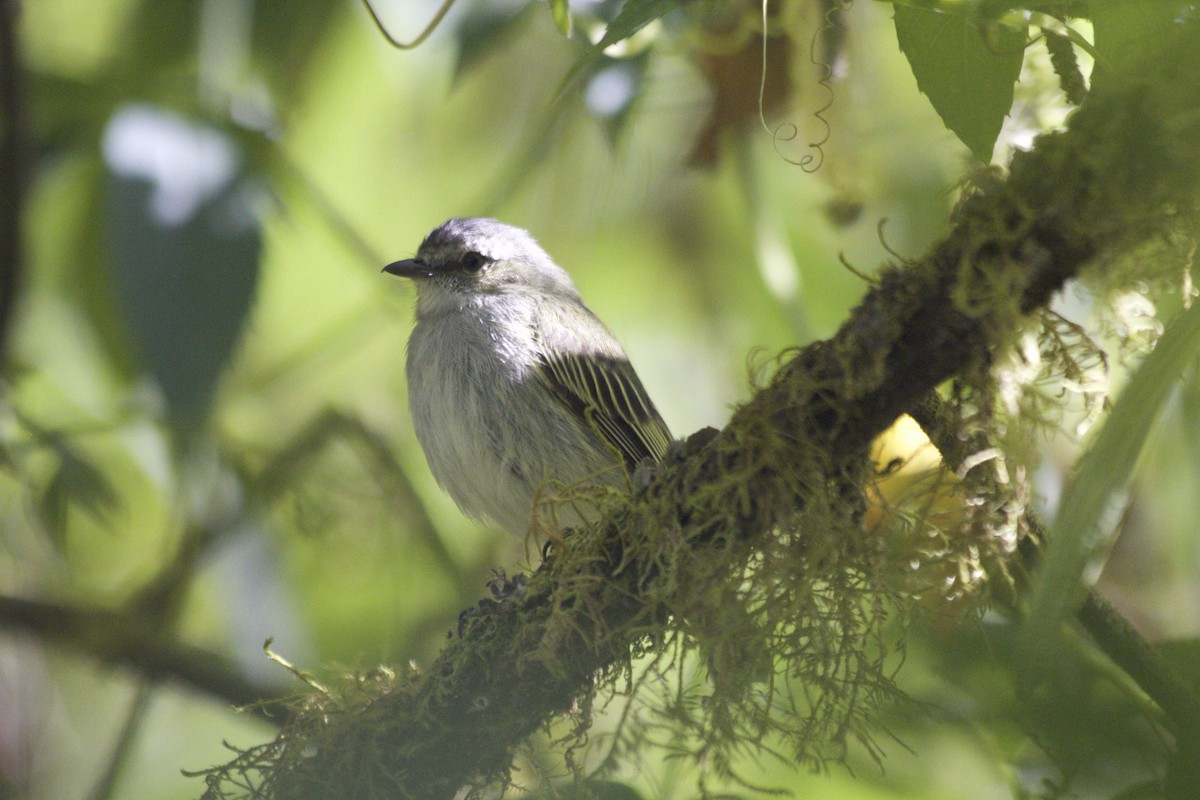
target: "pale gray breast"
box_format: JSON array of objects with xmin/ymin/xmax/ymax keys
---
[{"xmin": 406, "ymin": 295, "xmax": 621, "ymax": 534}]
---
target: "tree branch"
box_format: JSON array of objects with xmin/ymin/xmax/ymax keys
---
[{"xmin": 0, "ymin": 594, "xmax": 288, "ymax": 718}]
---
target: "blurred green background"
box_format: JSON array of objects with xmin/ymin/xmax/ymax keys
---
[{"xmin": 2, "ymin": 1, "xmax": 1198, "ymax": 798}]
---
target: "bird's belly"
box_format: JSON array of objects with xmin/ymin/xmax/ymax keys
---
[{"xmin": 407, "ymin": 322, "xmax": 618, "ymax": 535}]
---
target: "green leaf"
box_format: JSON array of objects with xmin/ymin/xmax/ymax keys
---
[
  {"xmin": 1024, "ymin": 302, "xmax": 1200, "ymax": 656},
  {"xmin": 893, "ymin": 4, "xmax": 1027, "ymax": 162},
  {"xmin": 250, "ymin": 2, "xmax": 346, "ymax": 104},
  {"xmin": 37, "ymin": 466, "xmax": 70, "ymax": 549},
  {"xmin": 549, "ymin": 0, "xmax": 573, "ymax": 37},
  {"xmin": 452, "ymin": 3, "xmax": 531, "ymax": 82},
  {"xmin": 598, "ymin": 0, "xmax": 676, "ymax": 49},
  {"xmin": 37, "ymin": 441, "xmax": 118, "ymax": 546},
  {"xmin": 57, "ymin": 445, "xmax": 119, "ymax": 519},
  {"xmin": 971, "ymin": 618, "xmax": 1175, "ymax": 786},
  {"xmin": 1091, "ymin": 0, "xmax": 1191, "ymax": 87},
  {"xmin": 585, "ymin": 53, "xmax": 650, "ymax": 146},
  {"xmin": 103, "ymin": 105, "xmax": 261, "ymax": 443}
]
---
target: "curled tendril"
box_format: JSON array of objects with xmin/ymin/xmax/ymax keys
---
[
  {"xmin": 361, "ymin": 0, "xmax": 457, "ymax": 50},
  {"xmin": 876, "ymin": 218, "xmax": 916, "ymax": 265},
  {"xmin": 838, "ymin": 252, "xmax": 877, "ymax": 284},
  {"xmin": 758, "ymin": 0, "xmax": 848, "ymax": 173}
]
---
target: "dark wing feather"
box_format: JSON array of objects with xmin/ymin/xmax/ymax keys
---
[{"xmin": 538, "ymin": 350, "xmax": 672, "ymax": 468}]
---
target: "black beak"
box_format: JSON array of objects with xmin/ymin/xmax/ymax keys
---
[{"xmin": 382, "ymin": 258, "xmax": 434, "ymax": 279}]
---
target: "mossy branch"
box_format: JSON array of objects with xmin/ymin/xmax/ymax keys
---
[{"xmin": 199, "ymin": 18, "xmax": 1200, "ymax": 800}]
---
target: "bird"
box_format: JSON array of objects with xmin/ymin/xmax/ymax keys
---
[{"xmin": 383, "ymin": 217, "xmax": 673, "ymax": 537}]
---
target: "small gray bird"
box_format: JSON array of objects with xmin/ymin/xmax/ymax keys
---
[{"xmin": 384, "ymin": 218, "xmax": 672, "ymax": 536}]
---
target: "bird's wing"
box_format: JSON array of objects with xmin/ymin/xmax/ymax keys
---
[{"xmin": 538, "ymin": 348, "xmax": 673, "ymax": 469}]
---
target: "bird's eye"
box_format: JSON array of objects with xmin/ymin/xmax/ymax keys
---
[{"xmin": 461, "ymin": 252, "xmax": 488, "ymax": 272}]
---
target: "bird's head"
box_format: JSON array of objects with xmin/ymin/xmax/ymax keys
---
[{"xmin": 384, "ymin": 218, "xmax": 580, "ymax": 309}]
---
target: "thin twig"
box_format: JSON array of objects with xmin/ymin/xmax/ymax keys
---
[{"xmin": 86, "ymin": 684, "xmax": 153, "ymax": 800}]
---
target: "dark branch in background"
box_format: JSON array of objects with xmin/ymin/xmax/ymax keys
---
[
  {"xmin": 239, "ymin": 19, "xmax": 1200, "ymax": 800},
  {"xmin": 1, "ymin": 418, "xmax": 453, "ymax": 734},
  {"xmin": 0, "ymin": 0, "xmax": 26, "ymax": 362},
  {"xmin": 0, "ymin": 594, "xmax": 288, "ymax": 718},
  {"xmin": 245, "ymin": 409, "xmax": 467, "ymax": 585}
]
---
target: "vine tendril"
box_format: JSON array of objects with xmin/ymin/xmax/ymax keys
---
[
  {"xmin": 361, "ymin": 0, "xmax": 457, "ymax": 50},
  {"xmin": 758, "ymin": 1, "xmax": 848, "ymax": 172}
]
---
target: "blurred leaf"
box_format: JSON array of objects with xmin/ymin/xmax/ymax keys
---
[
  {"xmin": 921, "ymin": 619, "xmax": 1169, "ymax": 795},
  {"xmin": 1106, "ymin": 780, "xmax": 1166, "ymax": 800},
  {"xmin": 37, "ymin": 440, "xmax": 118, "ymax": 547},
  {"xmin": 114, "ymin": 0, "xmax": 200, "ymax": 79},
  {"xmin": 1167, "ymin": 738, "xmax": 1200, "ymax": 799},
  {"xmin": 29, "ymin": 72, "xmax": 117, "ymax": 156},
  {"xmin": 452, "ymin": 2, "xmax": 533, "ymax": 82},
  {"xmin": 549, "ymin": 0, "xmax": 573, "ymax": 37},
  {"xmin": 1025, "ymin": 303, "xmax": 1200, "ymax": 663},
  {"xmin": 1142, "ymin": 637, "xmax": 1200, "ymax": 790},
  {"xmin": 252, "ymin": 1, "xmax": 348, "ymax": 104},
  {"xmin": 1180, "ymin": 372, "xmax": 1200, "ymax": 470},
  {"xmin": 56, "ymin": 444, "xmax": 119, "ymax": 519},
  {"xmin": 24, "ymin": 14, "xmax": 166, "ymax": 377},
  {"xmin": 893, "ymin": 5, "xmax": 1027, "ymax": 162},
  {"xmin": 585, "ymin": 53, "xmax": 649, "ymax": 146},
  {"xmin": 37, "ymin": 466, "xmax": 70, "ymax": 550},
  {"xmin": 1092, "ymin": 1, "xmax": 1192, "ymax": 86},
  {"xmin": 1156, "ymin": 639, "xmax": 1200, "ymax": 694},
  {"xmin": 598, "ymin": 0, "xmax": 676, "ymax": 48},
  {"xmin": 103, "ymin": 105, "xmax": 261, "ymax": 443},
  {"xmin": 65, "ymin": 156, "xmax": 142, "ymax": 382}
]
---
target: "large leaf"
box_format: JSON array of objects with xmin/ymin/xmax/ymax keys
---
[
  {"xmin": 893, "ymin": 4, "xmax": 1027, "ymax": 163},
  {"xmin": 252, "ymin": 0, "xmax": 348, "ymax": 104},
  {"xmin": 103, "ymin": 104, "xmax": 261, "ymax": 442},
  {"xmin": 1024, "ymin": 302, "xmax": 1200, "ymax": 656}
]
